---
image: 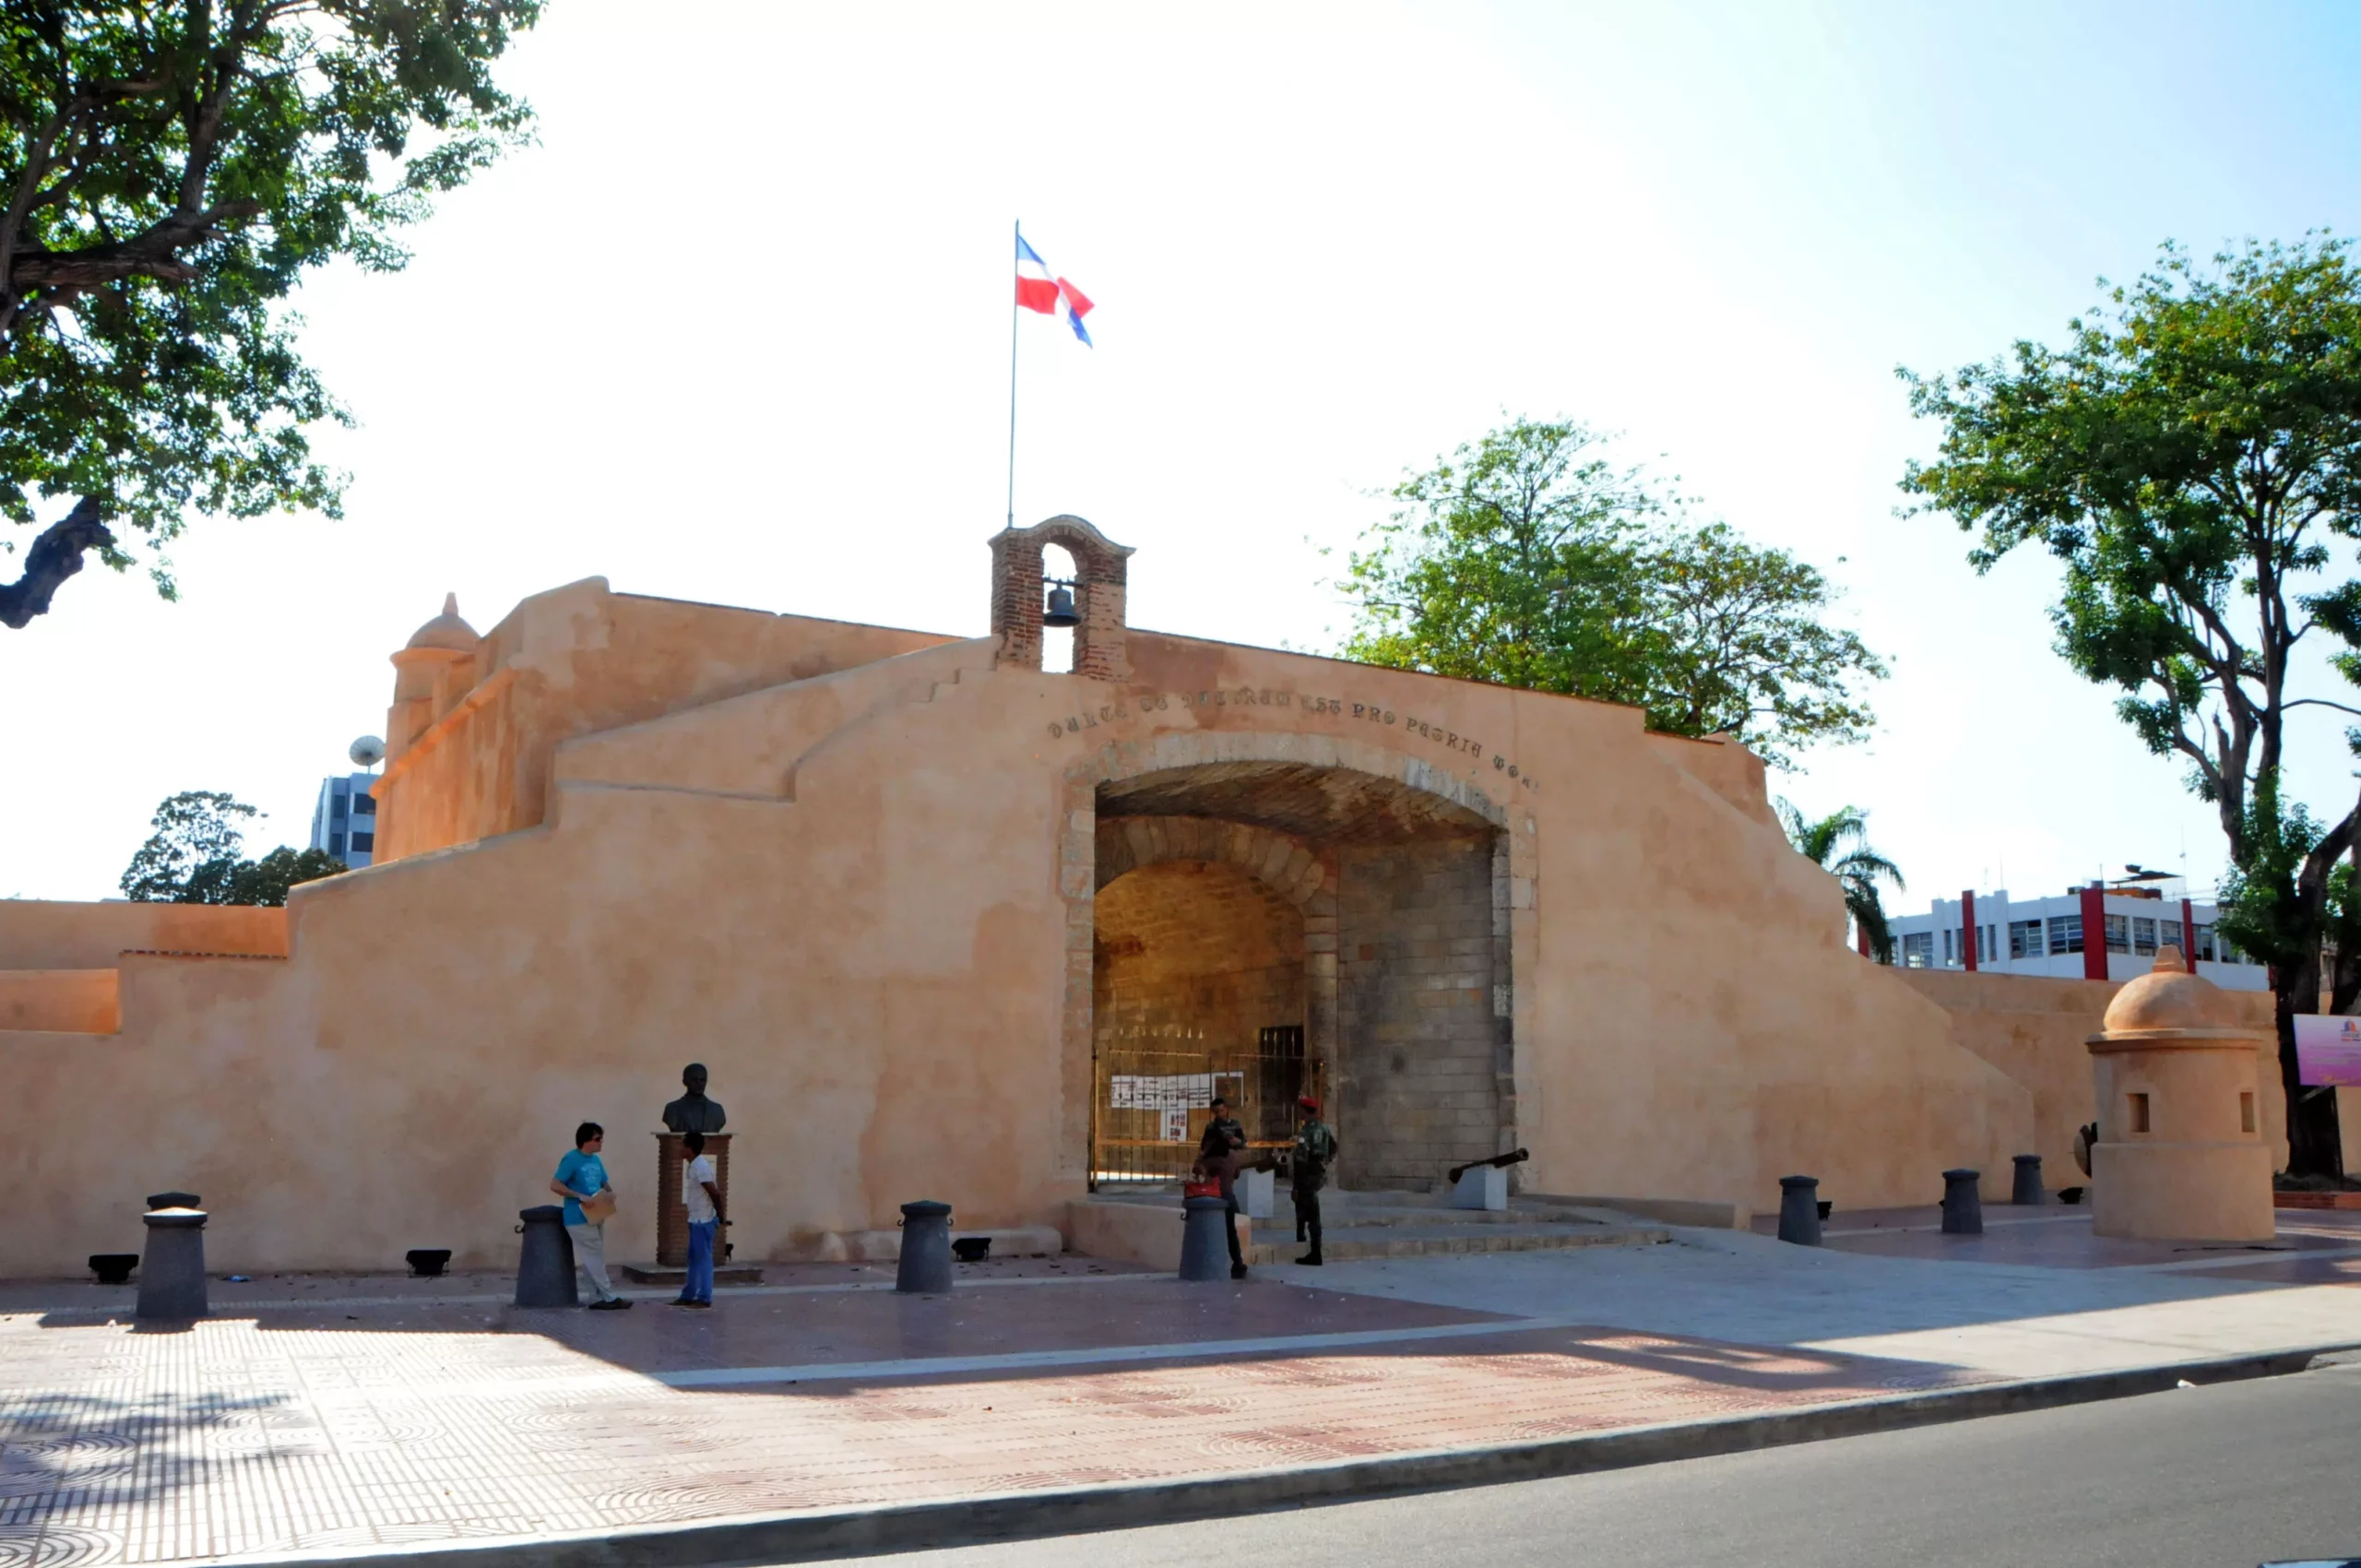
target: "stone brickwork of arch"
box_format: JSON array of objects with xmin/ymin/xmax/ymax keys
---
[
  {"xmin": 1051, "ymin": 728, "xmax": 1538, "ymax": 1187},
  {"xmin": 1096, "ymin": 815, "xmax": 1339, "ymax": 1112}
]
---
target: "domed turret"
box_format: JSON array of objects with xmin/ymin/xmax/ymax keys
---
[
  {"xmin": 2098, "ymin": 947, "xmax": 2240, "ymax": 1037},
  {"xmin": 2085, "ymin": 944, "xmax": 2274, "ymax": 1241},
  {"xmin": 405, "ymin": 592, "xmax": 479, "ymax": 652}
]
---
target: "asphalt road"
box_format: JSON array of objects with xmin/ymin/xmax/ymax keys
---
[{"xmin": 870, "ymin": 1360, "xmax": 2361, "ymax": 1568}]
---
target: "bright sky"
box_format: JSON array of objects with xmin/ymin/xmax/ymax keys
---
[{"xmin": 7, "ymin": 0, "xmax": 2361, "ymax": 910}]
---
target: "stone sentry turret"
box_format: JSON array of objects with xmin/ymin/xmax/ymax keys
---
[
  {"xmin": 2084, "ymin": 946, "xmax": 2276, "ymax": 1242},
  {"xmin": 377, "ymin": 592, "xmax": 481, "ymax": 862},
  {"xmin": 989, "ymin": 516, "xmax": 1133, "ymax": 680}
]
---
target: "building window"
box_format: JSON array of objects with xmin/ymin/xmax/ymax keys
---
[
  {"xmin": 1942, "ymin": 928, "xmax": 1953, "ymax": 962},
  {"xmin": 2193, "ymin": 923, "xmax": 2215, "ymax": 961},
  {"xmin": 1901, "ymin": 932, "xmax": 1934, "ymax": 968},
  {"xmin": 2132, "ymin": 916, "xmax": 2157, "ymax": 956},
  {"xmin": 2162, "ymin": 920, "xmax": 2183, "ymax": 952},
  {"xmin": 331, "ymin": 793, "xmax": 348, "ymax": 820},
  {"xmin": 2010, "ymin": 920, "xmax": 2045, "ymax": 959},
  {"xmin": 2104, "ymin": 914, "xmax": 2130, "ymax": 953},
  {"xmin": 353, "ymin": 794, "xmax": 376, "ymax": 816},
  {"xmin": 2129, "ymin": 1091, "xmax": 2151, "ymax": 1134},
  {"xmin": 350, "ymin": 831, "xmax": 374, "ymax": 852},
  {"xmin": 329, "ymin": 831, "xmax": 345, "ymax": 855},
  {"xmin": 1982, "ymin": 925, "xmax": 1996, "ymax": 962},
  {"xmin": 2048, "ymin": 914, "xmax": 2083, "ymax": 956}
]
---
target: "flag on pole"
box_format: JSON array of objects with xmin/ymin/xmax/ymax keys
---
[{"xmin": 1015, "ymin": 231, "xmax": 1095, "ymax": 347}]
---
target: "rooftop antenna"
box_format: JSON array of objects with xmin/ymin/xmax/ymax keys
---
[{"xmin": 349, "ymin": 735, "xmax": 386, "ymax": 775}]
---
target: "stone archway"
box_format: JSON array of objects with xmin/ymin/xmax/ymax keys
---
[
  {"xmin": 1094, "ymin": 816, "xmax": 1340, "ymax": 1153},
  {"xmin": 1057, "ymin": 730, "xmax": 1538, "ymax": 1192}
]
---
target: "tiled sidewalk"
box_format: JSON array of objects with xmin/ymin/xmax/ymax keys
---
[{"xmin": 0, "ymin": 1273, "xmax": 1971, "ymax": 1566}]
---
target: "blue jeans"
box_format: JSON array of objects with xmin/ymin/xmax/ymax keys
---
[{"xmin": 682, "ymin": 1219, "xmax": 718, "ymax": 1303}]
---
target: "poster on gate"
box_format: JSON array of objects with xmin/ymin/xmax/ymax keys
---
[
  {"xmin": 2295, "ymin": 1015, "xmax": 2361, "ymax": 1087},
  {"xmin": 1109, "ymin": 1072, "xmax": 1216, "ymax": 1111}
]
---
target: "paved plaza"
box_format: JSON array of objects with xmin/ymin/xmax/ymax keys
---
[{"xmin": 1, "ymin": 1210, "xmax": 2356, "ymax": 1567}]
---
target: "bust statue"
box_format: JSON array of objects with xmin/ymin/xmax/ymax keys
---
[{"xmin": 661, "ymin": 1063, "xmax": 727, "ymax": 1134}]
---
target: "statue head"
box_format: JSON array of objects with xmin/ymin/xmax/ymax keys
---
[{"xmin": 682, "ymin": 1063, "xmax": 708, "ymax": 1097}]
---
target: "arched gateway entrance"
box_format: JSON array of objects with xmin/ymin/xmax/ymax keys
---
[{"xmin": 1066, "ymin": 739, "xmax": 1525, "ymax": 1192}]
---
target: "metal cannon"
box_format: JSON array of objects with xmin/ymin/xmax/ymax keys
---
[{"xmin": 1447, "ymin": 1147, "xmax": 1530, "ymax": 1184}]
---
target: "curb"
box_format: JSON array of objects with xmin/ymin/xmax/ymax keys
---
[{"xmin": 218, "ymin": 1340, "xmax": 2361, "ymax": 1568}]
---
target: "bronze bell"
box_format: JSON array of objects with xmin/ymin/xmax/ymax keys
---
[{"xmin": 1043, "ymin": 582, "xmax": 1080, "ymax": 628}]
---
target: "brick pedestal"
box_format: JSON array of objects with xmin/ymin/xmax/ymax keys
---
[{"xmin": 654, "ymin": 1132, "xmax": 731, "ymax": 1268}]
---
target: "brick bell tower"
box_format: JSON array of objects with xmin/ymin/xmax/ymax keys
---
[{"xmin": 989, "ymin": 515, "xmax": 1135, "ymax": 681}]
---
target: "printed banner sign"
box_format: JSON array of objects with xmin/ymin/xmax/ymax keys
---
[
  {"xmin": 1109, "ymin": 1073, "xmax": 1216, "ymax": 1111},
  {"xmin": 2294, "ymin": 1014, "xmax": 2361, "ymax": 1087}
]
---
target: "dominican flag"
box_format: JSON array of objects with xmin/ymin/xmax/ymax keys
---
[{"xmin": 1016, "ymin": 230, "xmax": 1094, "ymax": 346}]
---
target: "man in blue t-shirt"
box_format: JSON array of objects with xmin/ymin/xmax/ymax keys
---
[{"xmin": 550, "ymin": 1123, "xmax": 629, "ymax": 1309}]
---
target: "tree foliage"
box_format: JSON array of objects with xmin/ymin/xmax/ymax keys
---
[
  {"xmin": 1778, "ymin": 800, "xmax": 1906, "ymax": 964},
  {"xmin": 1335, "ymin": 418, "xmax": 1885, "ymax": 767},
  {"xmin": 1901, "ymin": 234, "xmax": 2361, "ymax": 1175},
  {"xmin": 1, "ymin": 0, "xmax": 541, "ymax": 627},
  {"xmin": 120, "ymin": 788, "xmax": 340, "ymax": 904}
]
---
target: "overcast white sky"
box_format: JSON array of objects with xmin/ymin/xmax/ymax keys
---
[{"xmin": 7, "ymin": 0, "xmax": 2361, "ymax": 908}]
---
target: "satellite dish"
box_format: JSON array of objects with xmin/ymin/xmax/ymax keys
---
[{"xmin": 349, "ymin": 735, "xmax": 386, "ymax": 770}]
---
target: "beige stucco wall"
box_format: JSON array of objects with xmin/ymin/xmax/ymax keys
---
[
  {"xmin": 1893, "ymin": 968, "xmax": 2288, "ymax": 1181},
  {"xmin": 375, "ymin": 579, "xmax": 955, "ymax": 861},
  {"xmin": 0, "ymin": 585, "xmax": 2036, "ymax": 1277},
  {"xmin": 0, "ymin": 901, "xmax": 287, "ymax": 967}
]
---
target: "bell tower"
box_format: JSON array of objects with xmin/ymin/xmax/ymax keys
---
[{"xmin": 988, "ymin": 516, "xmax": 1135, "ymax": 680}]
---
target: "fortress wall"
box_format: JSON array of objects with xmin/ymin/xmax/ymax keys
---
[
  {"xmin": 377, "ymin": 579, "xmax": 957, "ymax": 861},
  {"xmin": 1642, "ymin": 728, "xmax": 1780, "ymax": 830},
  {"xmin": 1896, "ymin": 968, "xmax": 2286, "ymax": 1180},
  {"xmin": 0, "ymin": 665, "xmax": 1092, "ymax": 1278},
  {"xmin": 1494, "ymin": 683, "xmax": 2030, "ymax": 1212},
  {"xmin": 0, "ymin": 618, "xmax": 2040, "ymax": 1277},
  {"xmin": 0, "ymin": 901, "xmax": 288, "ymax": 968},
  {"xmin": 552, "ymin": 636, "xmax": 998, "ymax": 799}
]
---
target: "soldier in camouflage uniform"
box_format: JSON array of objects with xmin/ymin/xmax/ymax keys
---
[{"xmin": 1291, "ymin": 1094, "xmax": 1338, "ymax": 1266}]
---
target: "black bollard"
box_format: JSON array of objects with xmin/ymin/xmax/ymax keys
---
[
  {"xmin": 514, "ymin": 1205, "xmax": 577, "ymax": 1307},
  {"xmin": 136, "ymin": 1205, "xmax": 208, "ymax": 1319},
  {"xmin": 1940, "ymin": 1169, "xmax": 1984, "ymax": 1234},
  {"xmin": 1179, "ymin": 1195, "xmax": 1232, "ymax": 1280},
  {"xmin": 897, "ymin": 1200, "xmax": 955, "ymax": 1293},
  {"xmin": 1776, "ymin": 1175, "xmax": 1822, "ymax": 1246},
  {"xmin": 2011, "ymin": 1154, "xmax": 2045, "ymax": 1206}
]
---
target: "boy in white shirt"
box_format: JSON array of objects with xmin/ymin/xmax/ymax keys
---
[{"xmin": 672, "ymin": 1130, "xmax": 724, "ymax": 1309}]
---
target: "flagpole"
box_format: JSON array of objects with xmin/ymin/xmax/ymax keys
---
[{"xmin": 1006, "ymin": 218, "xmax": 1020, "ymax": 533}]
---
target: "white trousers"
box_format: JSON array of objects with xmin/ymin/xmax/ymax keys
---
[{"xmin": 565, "ymin": 1220, "xmax": 620, "ymax": 1302}]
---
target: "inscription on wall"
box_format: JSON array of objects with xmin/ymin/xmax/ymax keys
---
[{"xmin": 1039, "ymin": 686, "xmax": 1540, "ymax": 792}]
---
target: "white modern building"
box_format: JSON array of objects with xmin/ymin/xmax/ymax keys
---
[
  {"xmin": 308, "ymin": 773, "xmax": 381, "ymax": 868},
  {"xmin": 1887, "ymin": 885, "xmax": 2267, "ymax": 991}
]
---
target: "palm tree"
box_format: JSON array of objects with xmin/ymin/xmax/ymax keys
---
[{"xmin": 1778, "ymin": 801, "xmax": 1906, "ymax": 964}]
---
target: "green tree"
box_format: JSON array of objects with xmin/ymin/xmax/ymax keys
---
[
  {"xmin": 1778, "ymin": 800, "xmax": 1906, "ymax": 964},
  {"xmin": 1336, "ymin": 417, "xmax": 1885, "ymax": 766},
  {"xmin": 1900, "ymin": 235, "xmax": 2361, "ymax": 1177},
  {"xmin": 120, "ymin": 789, "xmax": 340, "ymax": 904},
  {"xmin": 1, "ymin": 0, "xmax": 542, "ymax": 628}
]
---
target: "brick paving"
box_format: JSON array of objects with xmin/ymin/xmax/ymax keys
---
[{"xmin": 0, "ymin": 1273, "xmax": 1974, "ymax": 1566}]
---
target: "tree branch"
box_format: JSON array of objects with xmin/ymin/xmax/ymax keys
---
[
  {"xmin": 0, "ymin": 499, "xmax": 117, "ymax": 629},
  {"xmin": 7, "ymin": 197, "xmax": 261, "ymax": 292}
]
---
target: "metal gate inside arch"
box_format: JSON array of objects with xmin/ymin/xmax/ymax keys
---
[
  {"xmin": 1090, "ymin": 1024, "xmax": 1315, "ymax": 1185},
  {"xmin": 1081, "ymin": 754, "xmax": 1520, "ymax": 1194}
]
